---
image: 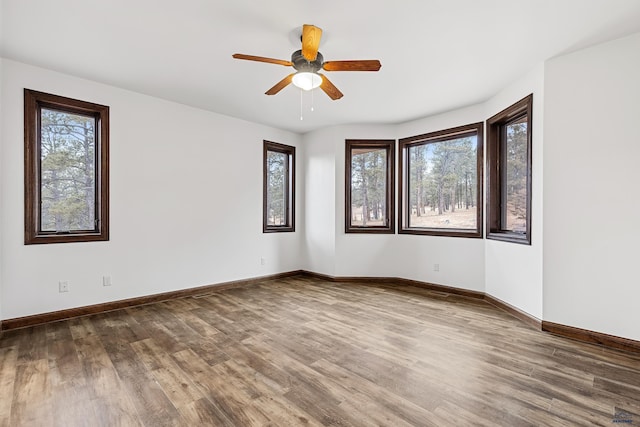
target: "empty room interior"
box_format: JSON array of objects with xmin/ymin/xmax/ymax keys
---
[{"xmin": 1, "ymin": 1, "xmax": 640, "ymax": 425}]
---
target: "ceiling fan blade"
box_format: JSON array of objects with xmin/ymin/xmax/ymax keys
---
[
  {"xmin": 232, "ymin": 53, "xmax": 292, "ymax": 67},
  {"xmin": 265, "ymin": 74, "xmax": 295, "ymax": 95},
  {"xmin": 319, "ymin": 74, "xmax": 343, "ymax": 100},
  {"xmin": 302, "ymin": 24, "xmax": 322, "ymax": 61},
  {"xmin": 323, "ymin": 60, "xmax": 382, "ymax": 72}
]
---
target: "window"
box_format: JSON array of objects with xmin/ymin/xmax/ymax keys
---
[
  {"xmin": 263, "ymin": 141, "xmax": 295, "ymax": 232},
  {"xmin": 345, "ymin": 139, "xmax": 395, "ymax": 233},
  {"xmin": 486, "ymin": 94, "xmax": 532, "ymax": 244},
  {"xmin": 398, "ymin": 123, "xmax": 483, "ymax": 238},
  {"xmin": 24, "ymin": 89, "xmax": 109, "ymax": 244}
]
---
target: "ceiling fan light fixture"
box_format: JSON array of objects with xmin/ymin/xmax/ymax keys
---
[
  {"xmin": 292, "ymin": 72, "xmax": 322, "ymax": 91},
  {"xmin": 232, "ymin": 24, "xmax": 378, "ymax": 100}
]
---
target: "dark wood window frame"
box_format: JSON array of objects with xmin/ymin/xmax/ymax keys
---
[
  {"xmin": 486, "ymin": 94, "xmax": 533, "ymax": 245},
  {"xmin": 345, "ymin": 139, "xmax": 395, "ymax": 234},
  {"xmin": 263, "ymin": 140, "xmax": 295, "ymax": 233},
  {"xmin": 24, "ymin": 89, "xmax": 109, "ymax": 245},
  {"xmin": 398, "ymin": 122, "xmax": 484, "ymax": 238}
]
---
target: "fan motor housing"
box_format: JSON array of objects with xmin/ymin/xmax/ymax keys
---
[{"xmin": 291, "ymin": 50, "xmax": 324, "ymax": 73}]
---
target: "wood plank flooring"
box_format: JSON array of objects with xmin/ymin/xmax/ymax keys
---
[{"xmin": 1, "ymin": 275, "xmax": 639, "ymax": 426}]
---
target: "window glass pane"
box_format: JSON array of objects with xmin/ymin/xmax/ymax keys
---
[
  {"xmin": 266, "ymin": 150, "xmax": 288, "ymax": 226},
  {"xmin": 40, "ymin": 108, "xmax": 96, "ymax": 232},
  {"xmin": 407, "ymin": 136, "xmax": 477, "ymax": 229},
  {"xmin": 350, "ymin": 147, "xmax": 387, "ymax": 227},
  {"xmin": 504, "ymin": 117, "xmax": 528, "ymax": 232}
]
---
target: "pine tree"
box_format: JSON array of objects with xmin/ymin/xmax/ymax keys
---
[{"xmin": 40, "ymin": 109, "xmax": 96, "ymax": 231}]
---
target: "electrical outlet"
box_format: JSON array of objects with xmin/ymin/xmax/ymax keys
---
[
  {"xmin": 103, "ymin": 276, "xmax": 112, "ymax": 287},
  {"xmin": 260, "ymin": 257, "xmax": 266, "ymax": 266},
  {"xmin": 433, "ymin": 263, "xmax": 440, "ymax": 272},
  {"xmin": 59, "ymin": 281, "xmax": 69, "ymax": 293}
]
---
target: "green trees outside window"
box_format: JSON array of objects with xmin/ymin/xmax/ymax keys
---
[
  {"xmin": 263, "ymin": 141, "xmax": 295, "ymax": 233},
  {"xmin": 345, "ymin": 140, "xmax": 395, "ymax": 234},
  {"xmin": 503, "ymin": 116, "xmax": 528, "ymax": 233},
  {"xmin": 399, "ymin": 123, "xmax": 483, "ymax": 238},
  {"xmin": 39, "ymin": 108, "xmax": 96, "ymax": 232}
]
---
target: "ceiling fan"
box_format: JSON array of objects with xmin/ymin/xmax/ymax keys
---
[{"xmin": 232, "ymin": 25, "xmax": 381, "ymax": 100}]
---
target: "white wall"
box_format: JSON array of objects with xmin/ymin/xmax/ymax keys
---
[
  {"xmin": 0, "ymin": 57, "xmax": 3, "ymax": 323},
  {"xmin": 0, "ymin": 6, "xmax": 4, "ymax": 324},
  {"xmin": 302, "ymin": 127, "xmax": 337, "ymax": 276},
  {"xmin": 331, "ymin": 124, "xmax": 399, "ymax": 279},
  {"xmin": 0, "ymin": 59, "xmax": 303, "ymax": 319},
  {"xmin": 483, "ymin": 64, "xmax": 545, "ymax": 319},
  {"xmin": 543, "ymin": 33, "xmax": 640, "ymax": 340},
  {"xmin": 395, "ymin": 107, "xmax": 486, "ymax": 292}
]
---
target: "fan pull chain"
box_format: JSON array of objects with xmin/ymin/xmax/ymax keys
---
[
  {"xmin": 311, "ymin": 87, "xmax": 314, "ymax": 112},
  {"xmin": 300, "ymin": 90, "xmax": 304, "ymax": 120}
]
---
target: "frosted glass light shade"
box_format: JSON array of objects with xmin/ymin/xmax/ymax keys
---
[{"xmin": 292, "ymin": 72, "xmax": 322, "ymax": 91}]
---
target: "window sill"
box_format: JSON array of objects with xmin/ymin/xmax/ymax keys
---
[
  {"xmin": 486, "ymin": 231, "xmax": 531, "ymax": 245},
  {"xmin": 25, "ymin": 232, "xmax": 108, "ymax": 245},
  {"xmin": 263, "ymin": 227, "xmax": 295, "ymax": 233},
  {"xmin": 399, "ymin": 228, "xmax": 482, "ymax": 238},
  {"xmin": 346, "ymin": 227, "xmax": 395, "ymax": 234}
]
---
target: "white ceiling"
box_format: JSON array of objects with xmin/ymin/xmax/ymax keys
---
[{"xmin": 2, "ymin": 0, "xmax": 640, "ymax": 134}]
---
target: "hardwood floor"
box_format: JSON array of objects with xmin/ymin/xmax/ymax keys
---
[{"xmin": 1, "ymin": 276, "xmax": 639, "ymax": 426}]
